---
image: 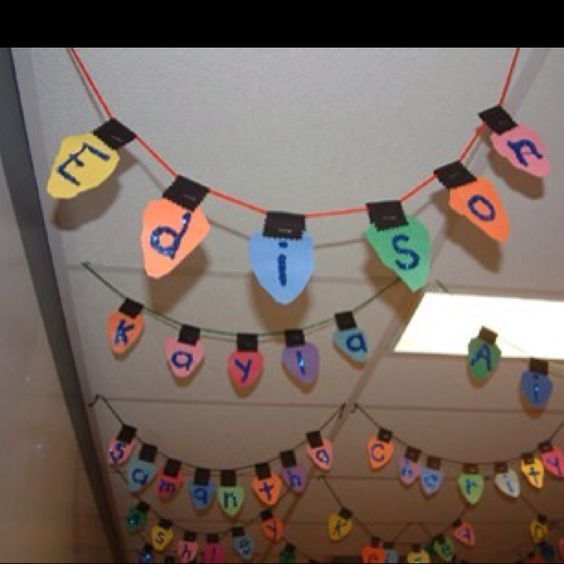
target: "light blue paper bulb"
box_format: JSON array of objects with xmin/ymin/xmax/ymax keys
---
[{"xmin": 333, "ymin": 311, "xmax": 368, "ymax": 364}]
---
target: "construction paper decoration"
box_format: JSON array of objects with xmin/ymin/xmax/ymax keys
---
[
  {"xmin": 333, "ymin": 311, "xmax": 368, "ymax": 364},
  {"xmin": 282, "ymin": 329, "xmax": 319, "ymax": 386},
  {"xmin": 433, "ymin": 535, "xmax": 455, "ymax": 563},
  {"xmin": 202, "ymin": 535, "xmax": 224, "ymax": 564},
  {"xmin": 279, "ymin": 450, "xmax": 306, "ymax": 494},
  {"xmin": 305, "ymin": 431, "xmax": 333, "ymax": 471},
  {"xmin": 467, "ymin": 327, "xmax": 501, "ymax": 381},
  {"xmin": 279, "ymin": 544, "xmax": 296, "ymax": 564},
  {"xmin": 156, "ymin": 458, "xmax": 183, "ymax": 500},
  {"xmin": 420, "ymin": 456, "xmax": 443, "ymax": 496},
  {"xmin": 451, "ymin": 519, "xmax": 476, "ymax": 548},
  {"xmin": 151, "ymin": 519, "xmax": 174, "ymax": 552},
  {"xmin": 217, "ymin": 470, "xmax": 245, "ymax": 517},
  {"xmin": 538, "ymin": 541, "xmax": 555, "ymax": 561},
  {"xmin": 227, "ymin": 333, "xmax": 263, "ymax": 390},
  {"xmin": 177, "ymin": 532, "xmax": 198, "ymax": 564},
  {"xmin": 398, "ymin": 447, "xmax": 422, "ymax": 486},
  {"xmin": 521, "ymin": 359, "xmax": 553, "ymax": 408},
  {"xmin": 364, "ymin": 201, "xmax": 430, "ymax": 291},
  {"xmin": 126, "ymin": 444, "xmax": 158, "ymax": 492},
  {"xmin": 141, "ymin": 176, "xmax": 210, "ymax": 278},
  {"xmin": 407, "ymin": 545, "xmax": 431, "ymax": 564},
  {"xmin": 494, "ymin": 462, "xmax": 520, "ymax": 498},
  {"xmin": 252, "ymin": 463, "xmax": 282, "ymax": 506},
  {"xmin": 530, "ymin": 515, "xmax": 549, "ymax": 543},
  {"xmin": 558, "ymin": 538, "xmax": 564, "ymax": 561},
  {"xmin": 231, "ymin": 527, "xmax": 254, "ymax": 561},
  {"xmin": 107, "ymin": 299, "xmax": 144, "ymax": 355},
  {"xmin": 165, "ymin": 325, "xmax": 205, "ymax": 379},
  {"xmin": 479, "ymin": 105, "xmax": 550, "ymax": 177},
  {"xmin": 108, "ymin": 424, "xmax": 137, "ymax": 465},
  {"xmin": 434, "ymin": 162, "xmax": 509, "ymax": 242},
  {"xmin": 248, "ymin": 212, "xmax": 314, "ymax": 305},
  {"xmin": 366, "ymin": 429, "xmax": 394, "ymax": 470},
  {"xmin": 383, "ymin": 543, "xmax": 399, "ymax": 564},
  {"xmin": 521, "ymin": 453, "xmax": 545, "ymax": 489},
  {"xmin": 125, "ymin": 501, "xmax": 150, "ymax": 534},
  {"xmin": 327, "ymin": 508, "xmax": 353, "ymax": 542},
  {"xmin": 47, "ymin": 119, "xmax": 134, "ymax": 199},
  {"xmin": 138, "ymin": 543, "xmax": 154, "ymax": 564},
  {"xmin": 539, "ymin": 441, "xmax": 564, "ymax": 478},
  {"xmin": 260, "ymin": 509, "xmax": 284, "ymax": 542},
  {"xmin": 457, "ymin": 464, "xmax": 485, "ymax": 505},
  {"xmin": 361, "ymin": 538, "xmax": 385, "ymax": 564},
  {"xmin": 189, "ymin": 468, "xmax": 216, "ymax": 511}
]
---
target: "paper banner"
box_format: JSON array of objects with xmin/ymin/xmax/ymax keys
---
[
  {"xmin": 138, "ymin": 543, "xmax": 154, "ymax": 564},
  {"xmin": 327, "ymin": 508, "xmax": 353, "ymax": 542},
  {"xmin": 151, "ymin": 519, "xmax": 174, "ymax": 552},
  {"xmin": 467, "ymin": 327, "xmax": 501, "ymax": 381},
  {"xmin": 366, "ymin": 430, "xmax": 394, "ymax": 470},
  {"xmin": 539, "ymin": 441, "xmax": 564, "ymax": 478},
  {"xmin": 231, "ymin": 527, "xmax": 254, "ymax": 561},
  {"xmin": 141, "ymin": 176, "xmax": 210, "ymax": 278},
  {"xmin": 252, "ymin": 463, "xmax": 282, "ymax": 506},
  {"xmin": 47, "ymin": 119, "xmax": 134, "ymax": 199},
  {"xmin": 279, "ymin": 544, "xmax": 296, "ymax": 564},
  {"xmin": 452, "ymin": 519, "xmax": 476, "ymax": 548},
  {"xmin": 279, "ymin": 450, "xmax": 306, "ymax": 494},
  {"xmin": 364, "ymin": 201, "xmax": 430, "ymax": 291},
  {"xmin": 457, "ymin": 465, "xmax": 485, "ymax": 505},
  {"xmin": 189, "ymin": 468, "xmax": 216, "ymax": 511},
  {"xmin": 177, "ymin": 532, "xmax": 198, "ymax": 564},
  {"xmin": 361, "ymin": 539, "xmax": 385, "ymax": 564},
  {"xmin": 520, "ymin": 453, "xmax": 545, "ymax": 489},
  {"xmin": 480, "ymin": 105, "xmax": 550, "ymax": 177},
  {"xmin": 420, "ymin": 457, "xmax": 443, "ymax": 496},
  {"xmin": 398, "ymin": 447, "xmax": 421, "ymax": 486},
  {"xmin": 107, "ymin": 299, "xmax": 144, "ymax": 355},
  {"xmin": 202, "ymin": 535, "xmax": 224, "ymax": 564},
  {"xmin": 108, "ymin": 424, "xmax": 137, "ymax": 465},
  {"xmin": 384, "ymin": 543, "xmax": 399, "ymax": 564},
  {"xmin": 125, "ymin": 502, "xmax": 149, "ymax": 534},
  {"xmin": 165, "ymin": 325, "xmax": 205, "ymax": 379},
  {"xmin": 156, "ymin": 458, "xmax": 183, "ymax": 501},
  {"xmin": 217, "ymin": 471, "xmax": 245, "ymax": 517},
  {"xmin": 305, "ymin": 432, "xmax": 333, "ymax": 472},
  {"xmin": 282, "ymin": 330, "xmax": 319, "ymax": 386},
  {"xmin": 248, "ymin": 212, "xmax": 314, "ymax": 305},
  {"xmin": 260, "ymin": 510, "xmax": 284, "ymax": 543},
  {"xmin": 530, "ymin": 515, "xmax": 549, "ymax": 543},
  {"xmin": 333, "ymin": 311, "xmax": 368, "ymax": 364},
  {"xmin": 494, "ymin": 463, "xmax": 520, "ymax": 498},
  {"xmin": 407, "ymin": 546, "xmax": 431, "ymax": 563},
  {"xmin": 227, "ymin": 333, "xmax": 263, "ymax": 391},
  {"xmin": 432, "ymin": 535, "xmax": 455, "ymax": 563},
  {"xmin": 521, "ymin": 359, "xmax": 553, "ymax": 408},
  {"xmin": 126, "ymin": 444, "xmax": 158, "ymax": 492}
]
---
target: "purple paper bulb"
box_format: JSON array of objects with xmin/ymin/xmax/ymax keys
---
[{"xmin": 282, "ymin": 342, "xmax": 319, "ymax": 384}]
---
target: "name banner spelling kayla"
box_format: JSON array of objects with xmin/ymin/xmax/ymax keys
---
[{"xmin": 141, "ymin": 176, "xmax": 211, "ymax": 278}]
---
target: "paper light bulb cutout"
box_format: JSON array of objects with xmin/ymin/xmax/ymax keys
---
[
  {"xmin": 279, "ymin": 543, "xmax": 296, "ymax": 564},
  {"xmin": 457, "ymin": 464, "xmax": 485, "ymax": 505},
  {"xmin": 451, "ymin": 519, "xmax": 476, "ymax": 548},
  {"xmin": 126, "ymin": 444, "xmax": 158, "ymax": 492},
  {"xmin": 327, "ymin": 507, "xmax": 353, "ymax": 542},
  {"xmin": 479, "ymin": 105, "xmax": 550, "ymax": 177},
  {"xmin": 47, "ymin": 119, "xmax": 135, "ymax": 199},
  {"xmin": 282, "ymin": 329, "xmax": 319, "ymax": 386},
  {"xmin": 279, "ymin": 450, "xmax": 306, "ymax": 494},
  {"xmin": 558, "ymin": 537, "xmax": 564, "ymax": 561},
  {"xmin": 494, "ymin": 462, "xmax": 520, "ymax": 498},
  {"xmin": 530, "ymin": 514, "xmax": 549, "ymax": 543},
  {"xmin": 107, "ymin": 299, "xmax": 144, "ymax": 355},
  {"xmin": 539, "ymin": 441, "xmax": 564, "ymax": 478},
  {"xmin": 333, "ymin": 311, "xmax": 368, "ymax": 364},
  {"xmin": 398, "ymin": 447, "xmax": 422, "ymax": 486},
  {"xmin": 260, "ymin": 509, "xmax": 284, "ymax": 542},
  {"xmin": 361, "ymin": 537, "xmax": 385, "ymax": 564},
  {"xmin": 407, "ymin": 545, "xmax": 431, "ymax": 564},
  {"xmin": 249, "ymin": 212, "xmax": 314, "ymax": 304},
  {"xmin": 165, "ymin": 325, "xmax": 205, "ymax": 380},
  {"xmin": 125, "ymin": 501, "xmax": 150, "ymax": 534},
  {"xmin": 231, "ymin": 527, "xmax": 254, "ymax": 561},
  {"xmin": 432, "ymin": 535, "xmax": 455, "ymax": 563},
  {"xmin": 177, "ymin": 531, "xmax": 198, "ymax": 564},
  {"xmin": 217, "ymin": 470, "xmax": 245, "ymax": 517},
  {"xmin": 520, "ymin": 452, "xmax": 545, "ymax": 489},
  {"xmin": 366, "ymin": 429, "xmax": 394, "ymax": 470},
  {"xmin": 141, "ymin": 176, "xmax": 210, "ymax": 278},
  {"xmin": 138, "ymin": 543, "xmax": 154, "ymax": 564},
  {"xmin": 227, "ymin": 333, "xmax": 263, "ymax": 391},
  {"xmin": 305, "ymin": 431, "xmax": 333, "ymax": 471},
  {"xmin": 151, "ymin": 519, "xmax": 174, "ymax": 552},
  {"xmin": 189, "ymin": 467, "xmax": 216, "ymax": 511},
  {"xmin": 420, "ymin": 456, "xmax": 443, "ymax": 496},
  {"xmin": 252, "ymin": 462, "xmax": 282, "ymax": 506},
  {"xmin": 434, "ymin": 161, "xmax": 509, "ymax": 242},
  {"xmin": 202, "ymin": 534, "xmax": 224, "ymax": 564},
  {"xmin": 467, "ymin": 327, "xmax": 501, "ymax": 381},
  {"xmin": 521, "ymin": 359, "xmax": 553, "ymax": 408},
  {"xmin": 364, "ymin": 201, "xmax": 430, "ymax": 291},
  {"xmin": 108, "ymin": 424, "xmax": 137, "ymax": 465},
  {"xmin": 383, "ymin": 542, "xmax": 399, "ymax": 564},
  {"xmin": 156, "ymin": 458, "xmax": 183, "ymax": 501},
  {"xmin": 538, "ymin": 541, "xmax": 555, "ymax": 561}
]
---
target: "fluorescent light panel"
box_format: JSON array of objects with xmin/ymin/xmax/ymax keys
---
[{"xmin": 394, "ymin": 292, "xmax": 564, "ymax": 359}]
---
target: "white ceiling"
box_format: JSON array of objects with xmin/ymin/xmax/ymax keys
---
[{"xmin": 13, "ymin": 47, "xmax": 564, "ymax": 563}]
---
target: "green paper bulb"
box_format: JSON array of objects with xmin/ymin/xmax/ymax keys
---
[
  {"xmin": 457, "ymin": 468, "xmax": 485, "ymax": 505},
  {"xmin": 467, "ymin": 330, "xmax": 501, "ymax": 380}
]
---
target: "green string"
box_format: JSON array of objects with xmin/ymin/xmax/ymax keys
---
[{"xmin": 81, "ymin": 261, "xmax": 400, "ymax": 339}]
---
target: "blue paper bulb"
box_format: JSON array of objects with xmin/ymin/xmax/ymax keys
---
[
  {"xmin": 126, "ymin": 457, "xmax": 157, "ymax": 492},
  {"xmin": 189, "ymin": 479, "xmax": 216, "ymax": 511},
  {"xmin": 248, "ymin": 231, "xmax": 314, "ymax": 304},
  {"xmin": 538, "ymin": 541, "xmax": 555, "ymax": 561},
  {"xmin": 420, "ymin": 467, "xmax": 443, "ymax": 496},
  {"xmin": 138, "ymin": 546, "xmax": 153, "ymax": 564},
  {"xmin": 232, "ymin": 532, "xmax": 254, "ymax": 561},
  {"xmin": 333, "ymin": 327, "xmax": 368, "ymax": 363},
  {"xmin": 384, "ymin": 547, "xmax": 399, "ymax": 563},
  {"xmin": 521, "ymin": 370, "xmax": 553, "ymax": 407}
]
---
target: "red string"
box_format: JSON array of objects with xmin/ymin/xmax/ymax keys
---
[{"xmin": 67, "ymin": 47, "xmax": 521, "ymax": 218}]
